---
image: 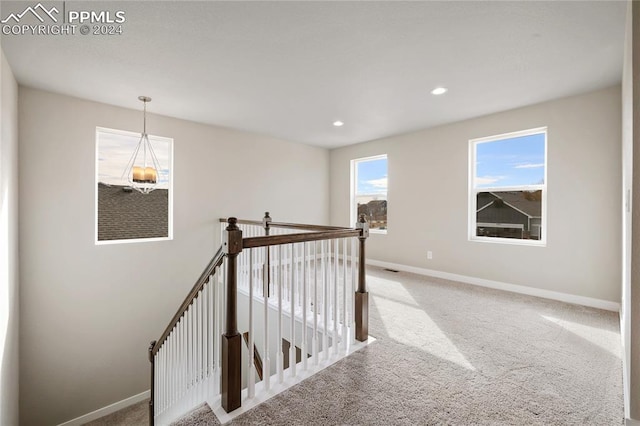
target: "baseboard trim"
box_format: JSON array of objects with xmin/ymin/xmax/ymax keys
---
[
  {"xmin": 368, "ymin": 259, "xmax": 620, "ymax": 312},
  {"xmin": 57, "ymin": 390, "xmax": 150, "ymax": 426}
]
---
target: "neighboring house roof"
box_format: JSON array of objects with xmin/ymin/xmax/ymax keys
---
[
  {"xmin": 477, "ymin": 191, "xmax": 541, "ymax": 218},
  {"xmin": 357, "ymin": 199, "xmax": 387, "ymax": 219},
  {"xmin": 97, "ymin": 183, "xmax": 169, "ymax": 241}
]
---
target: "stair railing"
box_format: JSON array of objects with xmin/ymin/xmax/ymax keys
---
[
  {"xmin": 148, "ymin": 246, "xmax": 226, "ymax": 425},
  {"xmin": 149, "ymin": 214, "xmax": 369, "ymax": 425}
]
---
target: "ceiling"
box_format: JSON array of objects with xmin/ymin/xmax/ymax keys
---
[{"xmin": 1, "ymin": 1, "xmax": 627, "ymax": 148}]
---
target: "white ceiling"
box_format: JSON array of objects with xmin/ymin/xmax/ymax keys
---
[{"xmin": 1, "ymin": 1, "xmax": 627, "ymax": 148}]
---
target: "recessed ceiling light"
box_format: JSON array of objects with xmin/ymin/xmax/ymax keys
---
[
  {"xmin": 431, "ymin": 87, "xmax": 448, "ymax": 95},
  {"xmin": 333, "ymin": 121, "xmax": 344, "ymax": 127}
]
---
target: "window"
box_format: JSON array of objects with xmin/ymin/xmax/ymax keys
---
[
  {"xmin": 469, "ymin": 127, "xmax": 546, "ymax": 245},
  {"xmin": 95, "ymin": 127, "xmax": 173, "ymax": 244},
  {"xmin": 351, "ymin": 155, "xmax": 388, "ymax": 232}
]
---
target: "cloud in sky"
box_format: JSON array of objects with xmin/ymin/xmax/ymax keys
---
[
  {"xmin": 476, "ymin": 176, "xmax": 504, "ymax": 185},
  {"xmin": 514, "ymin": 163, "xmax": 544, "ymax": 169},
  {"xmin": 367, "ymin": 176, "xmax": 388, "ymax": 189},
  {"xmin": 359, "ymin": 176, "xmax": 387, "ymax": 195}
]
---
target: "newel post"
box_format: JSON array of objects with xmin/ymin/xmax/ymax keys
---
[
  {"xmin": 222, "ymin": 217, "xmax": 243, "ymax": 412},
  {"xmin": 263, "ymin": 212, "xmax": 272, "ymax": 296},
  {"xmin": 262, "ymin": 211, "xmax": 272, "ymax": 235},
  {"xmin": 355, "ymin": 214, "xmax": 369, "ymax": 342},
  {"xmin": 148, "ymin": 340, "xmax": 156, "ymax": 426}
]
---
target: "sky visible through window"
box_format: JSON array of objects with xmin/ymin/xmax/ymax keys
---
[
  {"xmin": 97, "ymin": 130, "xmax": 171, "ymax": 189},
  {"xmin": 475, "ymin": 132, "xmax": 545, "ymax": 188},
  {"xmin": 357, "ymin": 157, "xmax": 388, "ymax": 196}
]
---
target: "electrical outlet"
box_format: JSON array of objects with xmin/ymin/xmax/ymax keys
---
[{"xmin": 427, "ymin": 251, "xmax": 433, "ymax": 260}]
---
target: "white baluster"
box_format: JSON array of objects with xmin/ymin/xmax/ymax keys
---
[
  {"xmin": 351, "ymin": 238, "xmax": 357, "ymax": 344},
  {"xmin": 180, "ymin": 318, "xmax": 185, "ymax": 401},
  {"xmin": 290, "ymin": 243, "xmax": 296, "ymax": 377},
  {"xmin": 160, "ymin": 346, "xmax": 165, "ymax": 413},
  {"xmin": 196, "ymin": 293, "xmax": 201, "ymax": 388},
  {"xmin": 153, "ymin": 352, "xmax": 158, "ymax": 418},
  {"xmin": 201, "ymin": 287, "xmax": 207, "ymax": 394},
  {"xmin": 167, "ymin": 335, "xmax": 171, "ymax": 409},
  {"xmin": 334, "ymin": 239, "xmax": 339, "ymax": 355},
  {"xmin": 263, "ymin": 246, "xmax": 271, "ymax": 390},
  {"xmin": 277, "ymin": 244, "xmax": 284, "ymax": 383},
  {"xmin": 199, "ymin": 290, "xmax": 204, "ymax": 401},
  {"xmin": 210, "ymin": 281, "xmax": 214, "ymax": 377},
  {"xmin": 342, "ymin": 238, "xmax": 348, "ymax": 351},
  {"xmin": 217, "ymin": 265, "xmax": 223, "ymax": 373},
  {"xmin": 174, "ymin": 329, "xmax": 178, "ymax": 404},
  {"xmin": 222, "ymin": 261, "xmax": 227, "ymax": 372},
  {"xmin": 302, "ymin": 242, "xmax": 308, "ymax": 370},
  {"xmin": 323, "ymin": 240, "xmax": 329, "ymax": 360},
  {"xmin": 248, "ymin": 249, "xmax": 255, "ymax": 398},
  {"xmin": 157, "ymin": 347, "xmax": 161, "ymax": 414},
  {"xmin": 189, "ymin": 309, "xmax": 192, "ymax": 398},
  {"xmin": 166, "ymin": 335, "xmax": 170, "ymax": 409},
  {"xmin": 312, "ymin": 241, "xmax": 318, "ymax": 364},
  {"xmin": 258, "ymin": 240, "xmax": 264, "ymax": 296},
  {"xmin": 170, "ymin": 330, "xmax": 175, "ymax": 406}
]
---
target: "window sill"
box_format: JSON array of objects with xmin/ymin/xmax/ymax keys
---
[
  {"xmin": 469, "ymin": 236, "xmax": 545, "ymax": 247},
  {"xmin": 96, "ymin": 236, "xmax": 173, "ymax": 245}
]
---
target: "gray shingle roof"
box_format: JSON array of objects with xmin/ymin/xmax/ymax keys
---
[
  {"xmin": 477, "ymin": 191, "xmax": 541, "ymax": 218},
  {"xmin": 98, "ymin": 183, "xmax": 169, "ymax": 241}
]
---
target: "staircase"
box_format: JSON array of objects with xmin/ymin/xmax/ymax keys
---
[{"xmin": 147, "ymin": 213, "xmax": 371, "ymax": 425}]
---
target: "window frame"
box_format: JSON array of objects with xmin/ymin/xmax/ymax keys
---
[
  {"xmin": 350, "ymin": 154, "xmax": 388, "ymax": 234},
  {"xmin": 95, "ymin": 126, "xmax": 174, "ymax": 245},
  {"xmin": 468, "ymin": 127, "xmax": 547, "ymax": 246}
]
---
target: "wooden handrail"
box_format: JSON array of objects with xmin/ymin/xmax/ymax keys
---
[
  {"xmin": 242, "ymin": 229, "xmax": 361, "ymax": 249},
  {"xmin": 219, "ymin": 217, "xmax": 352, "ymax": 232},
  {"xmin": 151, "ymin": 245, "xmax": 226, "ymax": 356}
]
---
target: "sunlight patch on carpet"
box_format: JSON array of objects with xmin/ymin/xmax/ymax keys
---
[
  {"xmin": 373, "ymin": 293, "xmax": 475, "ymax": 371},
  {"xmin": 541, "ymin": 315, "xmax": 621, "ymax": 358},
  {"xmin": 368, "ymin": 276, "xmax": 420, "ymax": 307}
]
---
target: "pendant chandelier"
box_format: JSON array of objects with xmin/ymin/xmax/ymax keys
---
[{"xmin": 122, "ymin": 96, "xmax": 161, "ymax": 194}]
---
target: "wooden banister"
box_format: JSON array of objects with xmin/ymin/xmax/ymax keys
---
[
  {"xmin": 243, "ymin": 229, "xmax": 361, "ymax": 249},
  {"xmin": 150, "ymin": 246, "xmax": 225, "ymax": 356},
  {"xmin": 150, "ymin": 213, "xmax": 369, "ymax": 423},
  {"xmin": 219, "ymin": 217, "xmax": 352, "ymax": 232}
]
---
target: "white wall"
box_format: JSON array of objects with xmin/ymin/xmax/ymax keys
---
[
  {"xmin": 18, "ymin": 87, "xmax": 329, "ymax": 426},
  {"xmin": 626, "ymin": 0, "xmax": 640, "ymax": 420},
  {"xmin": 331, "ymin": 86, "xmax": 622, "ymax": 303},
  {"xmin": 0, "ymin": 50, "xmax": 20, "ymax": 426},
  {"xmin": 621, "ymin": 0, "xmax": 633, "ymax": 419}
]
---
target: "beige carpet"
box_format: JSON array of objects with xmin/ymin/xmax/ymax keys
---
[{"xmin": 88, "ymin": 266, "xmax": 623, "ymax": 425}]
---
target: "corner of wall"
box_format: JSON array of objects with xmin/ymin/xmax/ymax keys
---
[{"xmin": 0, "ymin": 48, "xmax": 20, "ymax": 426}]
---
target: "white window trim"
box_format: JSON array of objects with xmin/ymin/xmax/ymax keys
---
[
  {"xmin": 468, "ymin": 127, "xmax": 547, "ymax": 246},
  {"xmin": 350, "ymin": 154, "xmax": 388, "ymax": 234},
  {"xmin": 95, "ymin": 126, "xmax": 174, "ymax": 245}
]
